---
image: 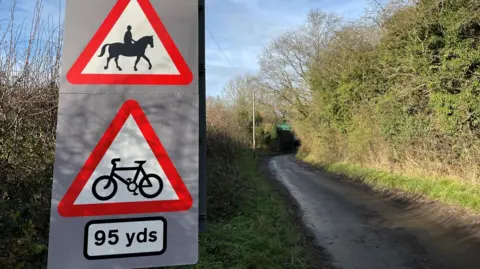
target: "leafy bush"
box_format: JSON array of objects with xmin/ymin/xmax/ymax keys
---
[{"xmin": 296, "ymin": 0, "xmax": 480, "ymax": 182}]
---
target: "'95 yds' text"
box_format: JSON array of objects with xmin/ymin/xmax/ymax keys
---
[{"xmin": 84, "ymin": 217, "xmax": 166, "ymax": 259}]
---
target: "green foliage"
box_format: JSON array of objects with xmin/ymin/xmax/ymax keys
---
[
  {"xmin": 308, "ymin": 161, "xmax": 480, "ymax": 213},
  {"xmin": 193, "ymin": 151, "xmax": 314, "ymax": 269},
  {"xmin": 0, "ymin": 87, "xmax": 58, "ymax": 268},
  {"xmin": 296, "ymin": 0, "xmax": 480, "ymax": 184},
  {"xmin": 163, "ymin": 106, "xmax": 314, "ymax": 268}
]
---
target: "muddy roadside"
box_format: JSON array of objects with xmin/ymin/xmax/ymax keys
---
[{"xmin": 257, "ymin": 153, "xmax": 337, "ymax": 269}]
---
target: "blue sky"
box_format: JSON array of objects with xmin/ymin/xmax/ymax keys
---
[
  {"xmin": 205, "ymin": 0, "xmax": 378, "ymax": 96},
  {"xmin": 0, "ymin": 0, "xmax": 377, "ymax": 96}
]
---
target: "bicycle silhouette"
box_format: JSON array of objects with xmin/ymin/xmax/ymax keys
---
[{"xmin": 92, "ymin": 158, "xmax": 163, "ymax": 201}]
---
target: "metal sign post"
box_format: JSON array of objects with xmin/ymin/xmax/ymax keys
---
[{"xmin": 198, "ymin": 0, "xmax": 207, "ymax": 233}]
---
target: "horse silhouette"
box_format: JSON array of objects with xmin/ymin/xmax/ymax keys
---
[{"xmin": 98, "ymin": 35, "xmax": 154, "ymax": 71}]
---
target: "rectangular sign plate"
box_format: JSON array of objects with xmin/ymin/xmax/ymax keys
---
[
  {"xmin": 84, "ymin": 217, "xmax": 167, "ymax": 260},
  {"xmin": 47, "ymin": 0, "xmax": 198, "ymax": 267}
]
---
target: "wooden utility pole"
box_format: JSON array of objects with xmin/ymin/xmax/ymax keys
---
[{"xmin": 252, "ymin": 88, "xmax": 256, "ymax": 158}]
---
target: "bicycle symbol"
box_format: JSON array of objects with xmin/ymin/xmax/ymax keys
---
[{"xmin": 92, "ymin": 158, "xmax": 163, "ymax": 201}]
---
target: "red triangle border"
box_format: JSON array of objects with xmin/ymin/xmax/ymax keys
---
[
  {"xmin": 66, "ymin": 0, "xmax": 193, "ymax": 85},
  {"xmin": 57, "ymin": 100, "xmax": 193, "ymax": 217}
]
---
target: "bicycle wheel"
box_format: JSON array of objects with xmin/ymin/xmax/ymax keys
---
[
  {"xmin": 139, "ymin": 174, "xmax": 163, "ymax": 199},
  {"xmin": 92, "ymin": 175, "xmax": 118, "ymax": 201}
]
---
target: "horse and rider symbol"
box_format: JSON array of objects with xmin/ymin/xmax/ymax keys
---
[
  {"xmin": 92, "ymin": 158, "xmax": 164, "ymax": 201},
  {"xmin": 98, "ymin": 25, "xmax": 154, "ymax": 71}
]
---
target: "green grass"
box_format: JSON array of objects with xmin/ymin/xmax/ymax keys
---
[
  {"xmin": 302, "ymin": 156, "xmax": 480, "ymax": 214},
  {"xmin": 166, "ymin": 150, "xmax": 314, "ymax": 269}
]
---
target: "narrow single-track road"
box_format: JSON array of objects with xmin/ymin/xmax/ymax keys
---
[{"xmin": 266, "ymin": 154, "xmax": 480, "ymax": 269}]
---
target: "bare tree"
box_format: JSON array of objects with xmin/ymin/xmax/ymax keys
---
[{"xmin": 257, "ymin": 10, "xmax": 342, "ymax": 119}]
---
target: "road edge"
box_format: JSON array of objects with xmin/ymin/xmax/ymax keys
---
[
  {"xmin": 258, "ymin": 153, "xmax": 337, "ymax": 269},
  {"xmin": 293, "ymin": 156, "xmax": 480, "ymax": 228}
]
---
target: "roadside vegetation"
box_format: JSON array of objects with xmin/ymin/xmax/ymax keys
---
[
  {"xmin": 298, "ymin": 0, "xmax": 480, "ymax": 214},
  {"xmin": 183, "ymin": 99, "xmax": 313, "ymax": 269},
  {"xmin": 0, "ymin": 1, "xmax": 311, "ymax": 267},
  {"xmin": 196, "ymin": 147, "xmax": 313, "ymax": 268},
  {"xmin": 223, "ymin": 0, "xmax": 480, "ymax": 215},
  {"xmin": 308, "ymin": 160, "xmax": 480, "ymax": 213}
]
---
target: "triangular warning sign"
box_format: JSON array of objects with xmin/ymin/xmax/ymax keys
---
[
  {"xmin": 58, "ymin": 100, "xmax": 193, "ymax": 217},
  {"xmin": 67, "ymin": 0, "xmax": 193, "ymax": 85}
]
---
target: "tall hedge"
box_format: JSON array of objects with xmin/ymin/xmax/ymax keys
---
[{"xmin": 296, "ymin": 0, "xmax": 480, "ymax": 181}]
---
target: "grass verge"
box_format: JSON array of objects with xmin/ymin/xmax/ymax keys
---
[
  {"xmin": 301, "ymin": 155, "xmax": 480, "ymax": 214},
  {"xmin": 197, "ymin": 150, "xmax": 313, "ymax": 268},
  {"xmin": 168, "ymin": 150, "xmax": 314, "ymax": 269}
]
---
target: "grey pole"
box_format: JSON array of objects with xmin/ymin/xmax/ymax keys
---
[
  {"xmin": 198, "ymin": 0, "xmax": 207, "ymax": 233},
  {"xmin": 252, "ymin": 88, "xmax": 256, "ymax": 158}
]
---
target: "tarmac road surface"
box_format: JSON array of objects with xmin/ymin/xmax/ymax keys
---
[{"xmin": 266, "ymin": 154, "xmax": 480, "ymax": 269}]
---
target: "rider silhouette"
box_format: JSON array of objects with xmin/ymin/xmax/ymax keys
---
[
  {"xmin": 98, "ymin": 25, "xmax": 154, "ymax": 71},
  {"xmin": 124, "ymin": 25, "xmax": 136, "ymax": 49}
]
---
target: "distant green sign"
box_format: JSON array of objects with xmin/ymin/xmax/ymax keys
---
[{"xmin": 276, "ymin": 123, "xmax": 291, "ymax": 131}]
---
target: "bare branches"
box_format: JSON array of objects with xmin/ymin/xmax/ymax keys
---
[
  {"xmin": 1, "ymin": 0, "xmax": 62, "ymax": 167},
  {"xmin": 0, "ymin": 0, "xmax": 63, "ymax": 91},
  {"xmin": 256, "ymin": 10, "xmax": 342, "ymax": 119}
]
